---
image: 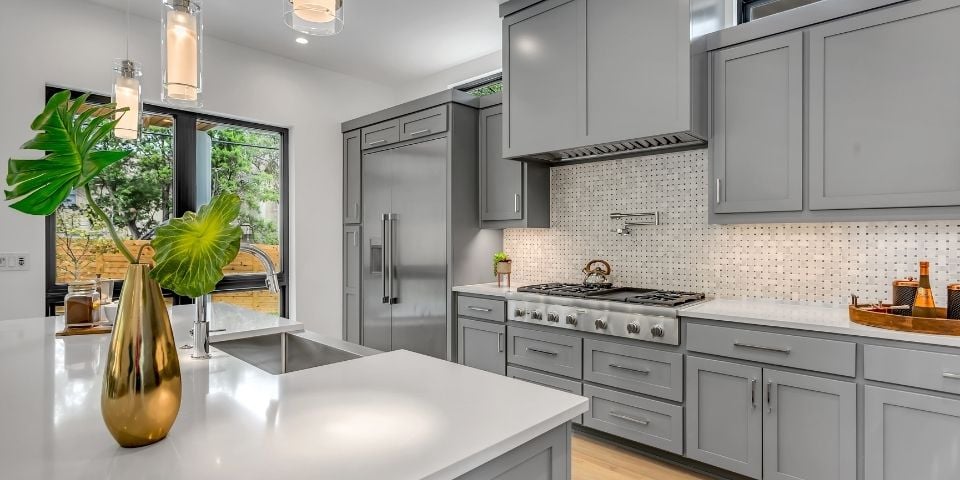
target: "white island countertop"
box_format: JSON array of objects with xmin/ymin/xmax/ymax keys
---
[
  {"xmin": 453, "ymin": 282, "xmax": 528, "ymax": 297},
  {"xmin": 0, "ymin": 303, "xmax": 586, "ymax": 480}
]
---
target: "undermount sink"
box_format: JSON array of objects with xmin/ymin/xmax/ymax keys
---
[{"xmin": 213, "ymin": 332, "xmax": 376, "ymax": 375}]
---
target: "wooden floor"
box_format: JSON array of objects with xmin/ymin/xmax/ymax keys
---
[{"xmin": 573, "ymin": 433, "xmax": 710, "ymax": 480}]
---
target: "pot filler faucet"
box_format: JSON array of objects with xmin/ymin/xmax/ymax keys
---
[{"xmin": 192, "ymin": 243, "xmax": 280, "ymax": 359}]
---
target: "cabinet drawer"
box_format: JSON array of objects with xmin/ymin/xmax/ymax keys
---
[
  {"xmin": 399, "ymin": 106, "xmax": 447, "ymax": 141},
  {"xmin": 583, "ymin": 384, "xmax": 683, "ymax": 455},
  {"xmin": 583, "ymin": 339, "xmax": 683, "ymax": 402},
  {"xmin": 457, "ymin": 295, "xmax": 505, "ymax": 322},
  {"xmin": 360, "ymin": 119, "xmax": 400, "ymax": 149},
  {"xmin": 686, "ymin": 323, "xmax": 855, "ymax": 377},
  {"xmin": 508, "ymin": 366, "xmax": 583, "ymax": 424},
  {"xmin": 865, "ymin": 345, "xmax": 960, "ymax": 395},
  {"xmin": 507, "ymin": 326, "xmax": 582, "ymax": 379}
]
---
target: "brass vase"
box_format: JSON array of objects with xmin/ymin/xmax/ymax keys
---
[{"xmin": 101, "ymin": 263, "xmax": 182, "ymax": 448}]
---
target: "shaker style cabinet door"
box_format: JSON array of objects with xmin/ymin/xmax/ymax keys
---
[
  {"xmin": 762, "ymin": 369, "xmax": 856, "ymax": 480},
  {"xmin": 343, "ymin": 226, "xmax": 361, "ymax": 344},
  {"xmin": 480, "ymin": 105, "xmax": 524, "ymax": 222},
  {"xmin": 686, "ymin": 356, "xmax": 763, "ymax": 479},
  {"xmin": 458, "ymin": 317, "xmax": 506, "ymax": 375},
  {"xmin": 343, "ymin": 130, "xmax": 362, "ymax": 224},
  {"xmin": 503, "ymin": 0, "xmax": 585, "ymax": 158},
  {"xmin": 808, "ymin": 1, "xmax": 960, "ymax": 210},
  {"xmin": 711, "ymin": 31, "xmax": 803, "ymax": 214},
  {"xmin": 865, "ymin": 386, "xmax": 960, "ymax": 480}
]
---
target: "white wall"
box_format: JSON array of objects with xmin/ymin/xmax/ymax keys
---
[
  {"xmin": 0, "ymin": 0, "xmax": 396, "ymax": 337},
  {"xmin": 394, "ymin": 50, "xmax": 502, "ymax": 103}
]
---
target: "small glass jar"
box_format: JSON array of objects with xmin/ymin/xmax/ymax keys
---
[{"xmin": 64, "ymin": 280, "xmax": 101, "ymax": 328}]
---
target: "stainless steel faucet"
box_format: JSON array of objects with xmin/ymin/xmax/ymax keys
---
[{"xmin": 192, "ymin": 243, "xmax": 281, "ymax": 359}]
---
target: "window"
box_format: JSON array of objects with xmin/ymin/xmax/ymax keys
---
[
  {"xmin": 45, "ymin": 87, "xmax": 289, "ymax": 317},
  {"xmin": 455, "ymin": 73, "xmax": 503, "ymax": 97}
]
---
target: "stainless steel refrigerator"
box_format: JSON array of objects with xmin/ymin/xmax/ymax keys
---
[{"xmin": 358, "ymin": 103, "xmax": 501, "ymax": 359}]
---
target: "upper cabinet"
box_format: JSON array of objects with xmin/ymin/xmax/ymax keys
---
[
  {"xmin": 710, "ymin": 0, "xmax": 960, "ymax": 223},
  {"xmin": 343, "ymin": 130, "xmax": 362, "ymax": 224},
  {"xmin": 501, "ymin": 0, "xmax": 711, "ymax": 163},
  {"xmin": 479, "ymin": 104, "xmax": 550, "ymax": 229},
  {"xmin": 712, "ymin": 32, "xmax": 803, "ymax": 214}
]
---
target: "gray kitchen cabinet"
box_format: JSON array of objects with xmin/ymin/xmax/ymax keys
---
[
  {"xmin": 398, "ymin": 106, "xmax": 447, "ymax": 142},
  {"xmin": 686, "ymin": 355, "xmax": 762, "ymax": 479},
  {"xmin": 360, "ymin": 119, "xmax": 400, "ymax": 150},
  {"xmin": 865, "ymin": 385, "xmax": 960, "ymax": 480},
  {"xmin": 458, "ymin": 317, "xmax": 506, "ymax": 375},
  {"xmin": 583, "ymin": 384, "xmax": 684, "ymax": 456},
  {"xmin": 479, "ymin": 105, "xmax": 549, "ymax": 229},
  {"xmin": 455, "ymin": 424, "xmax": 569, "ymax": 480},
  {"xmin": 343, "ymin": 130, "xmax": 362, "ymax": 224},
  {"xmin": 502, "ymin": 0, "xmax": 584, "ymax": 158},
  {"xmin": 508, "ymin": 366, "xmax": 583, "ymax": 424},
  {"xmin": 762, "ymin": 369, "xmax": 856, "ymax": 480},
  {"xmin": 808, "ymin": 0, "xmax": 960, "ymax": 211},
  {"xmin": 343, "ymin": 226, "xmax": 361, "ymax": 344},
  {"xmin": 711, "ymin": 31, "xmax": 803, "ymax": 214},
  {"xmin": 507, "ymin": 326, "xmax": 583, "ymax": 379}
]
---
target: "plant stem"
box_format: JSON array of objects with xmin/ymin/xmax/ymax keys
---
[{"xmin": 83, "ymin": 184, "xmax": 136, "ymax": 264}]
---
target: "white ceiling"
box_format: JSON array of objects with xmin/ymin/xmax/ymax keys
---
[{"xmin": 88, "ymin": 0, "xmax": 503, "ymax": 85}]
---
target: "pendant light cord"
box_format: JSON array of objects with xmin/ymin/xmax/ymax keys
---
[{"xmin": 125, "ymin": 0, "xmax": 130, "ymax": 59}]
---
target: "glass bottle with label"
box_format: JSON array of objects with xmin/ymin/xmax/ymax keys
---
[{"xmin": 912, "ymin": 261, "xmax": 939, "ymax": 318}]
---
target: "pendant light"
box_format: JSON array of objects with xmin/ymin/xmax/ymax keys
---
[
  {"xmin": 161, "ymin": 0, "xmax": 203, "ymax": 107},
  {"xmin": 284, "ymin": 0, "xmax": 344, "ymax": 36},
  {"xmin": 113, "ymin": 0, "xmax": 142, "ymax": 140}
]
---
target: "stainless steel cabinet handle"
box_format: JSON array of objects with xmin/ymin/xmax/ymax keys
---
[
  {"xmin": 527, "ymin": 347, "xmax": 558, "ymax": 356},
  {"xmin": 766, "ymin": 380, "xmax": 774, "ymax": 413},
  {"xmin": 734, "ymin": 342, "xmax": 792, "ymax": 354},
  {"xmin": 468, "ymin": 306, "xmax": 493, "ymax": 313},
  {"xmin": 514, "ymin": 193, "xmax": 521, "ymax": 213},
  {"xmin": 609, "ymin": 364, "xmax": 650, "ymax": 375},
  {"xmin": 716, "ymin": 178, "xmax": 721, "ymax": 204},
  {"xmin": 943, "ymin": 372, "xmax": 960, "ymax": 379},
  {"xmin": 353, "ymin": 202, "xmax": 360, "ymax": 219},
  {"xmin": 751, "ymin": 378, "xmax": 757, "ymax": 409},
  {"xmin": 388, "ymin": 214, "xmax": 398, "ymax": 304},
  {"xmin": 609, "ymin": 412, "xmax": 649, "ymax": 426},
  {"xmin": 381, "ymin": 214, "xmax": 389, "ymax": 304},
  {"xmin": 408, "ymin": 129, "xmax": 431, "ymax": 136},
  {"xmin": 498, "ymin": 333, "xmax": 503, "ymax": 353},
  {"xmin": 369, "ymin": 139, "xmax": 387, "ymax": 146}
]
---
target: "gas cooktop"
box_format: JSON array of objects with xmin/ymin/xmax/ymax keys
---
[{"xmin": 516, "ymin": 283, "xmax": 705, "ymax": 307}]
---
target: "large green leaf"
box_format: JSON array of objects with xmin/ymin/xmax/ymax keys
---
[
  {"xmin": 150, "ymin": 194, "xmax": 243, "ymax": 298},
  {"xmin": 5, "ymin": 90, "xmax": 131, "ymax": 215}
]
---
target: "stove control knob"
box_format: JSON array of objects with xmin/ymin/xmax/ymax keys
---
[
  {"xmin": 531, "ymin": 311, "xmax": 543, "ymax": 320},
  {"xmin": 514, "ymin": 308, "xmax": 526, "ymax": 317},
  {"xmin": 547, "ymin": 313, "xmax": 560, "ymax": 323},
  {"xmin": 594, "ymin": 319, "xmax": 608, "ymax": 330},
  {"xmin": 565, "ymin": 314, "xmax": 578, "ymax": 326},
  {"xmin": 651, "ymin": 324, "xmax": 665, "ymax": 338},
  {"xmin": 627, "ymin": 321, "xmax": 641, "ymax": 334}
]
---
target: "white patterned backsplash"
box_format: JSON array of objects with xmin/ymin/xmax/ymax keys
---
[{"xmin": 503, "ymin": 149, "xmax": 960, "ymax": 306}]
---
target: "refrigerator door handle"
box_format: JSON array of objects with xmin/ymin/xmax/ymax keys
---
[
  {"xmin": 381, "ymin": 214, "xmax": 389, "ymax": 304},
  {"xmin": 388, "ymin": 213, "xmax": 399, "ymax": 304}
]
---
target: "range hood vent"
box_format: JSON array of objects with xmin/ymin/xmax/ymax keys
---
[{"xmin": 519, "ymin": 132, "xmax": 705, "ymax": 165}]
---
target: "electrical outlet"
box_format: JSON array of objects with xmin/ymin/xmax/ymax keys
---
[
  {"xmin": 0, "ymin": 256, "xmax": 7, "ymax": 270},
  {"xmin": 0, "ymin": 253, "xmax": 29, "ymax": 271}
]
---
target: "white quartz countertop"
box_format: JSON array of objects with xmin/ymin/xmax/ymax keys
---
[
  {"xmin": 0, "ymin": 303, "xmax": 586, "ymax": 480},
  {"xmin": 453, "ymin": 282, "xmax": 527, "ymax": 297},
  {"xmin": 683, "ymin": 298, "xmax": 960, "ymax": 348}
]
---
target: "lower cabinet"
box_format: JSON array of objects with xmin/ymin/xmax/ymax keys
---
[
  {"xmin": 455, "ymin": 423, "xmax": 570, "ymax": 480},
  {"xmin": 343, "ymin": 226, "xmax": 361, "ymax": 344},
  {"xmin": 686, "ymin": 356, "xmax": 856, "ymax": 480},
  {"xmin": 458, "ymin": 317, "xmax": 506, "ymax": 375},
  {"xmin": 508, "ymin": 366, "xmax": 583, "ymax": 424},
  {"xmin": 865, "ymin": 386, "xmax": 960, "ymax": 480},
  {"xmin": 583, "ymin": 384, "xmax": 683, "ymax": 455}
]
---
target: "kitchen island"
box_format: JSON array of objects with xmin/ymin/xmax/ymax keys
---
[{"xmin": 0, "ymin": 304, "xmax": 587, "ymax": 480}]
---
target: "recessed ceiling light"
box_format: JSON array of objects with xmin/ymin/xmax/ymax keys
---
[{"xmin": 295, "ymin": 37, "xmax": 309, "ymax": 45}]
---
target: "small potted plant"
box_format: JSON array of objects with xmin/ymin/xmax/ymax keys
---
[{"xmin": 493, "ymin": 251, "xmax": 512, "ymax": 276}]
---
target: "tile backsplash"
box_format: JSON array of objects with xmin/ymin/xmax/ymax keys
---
[{"xmin": 503, "ymin": 149, "xmax": 960, "ymax": 306}]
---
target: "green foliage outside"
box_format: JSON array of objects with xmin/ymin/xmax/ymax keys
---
[{"xmin": 467, "ymin": 81, "xmax": 503, "ymax": 97}]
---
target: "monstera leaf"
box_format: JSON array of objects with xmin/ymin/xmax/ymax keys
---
[
  {"xmin": 150, "ymin": 194, "xmax": 243, "ymax": 298},
  {"xmin": 5, "ymin": 90, "xmax": 130, "ymax": 215}
]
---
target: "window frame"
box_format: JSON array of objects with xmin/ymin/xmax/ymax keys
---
[{"xmin": 43, "ymin": 86, "xmax": 290, "ymax": 317}]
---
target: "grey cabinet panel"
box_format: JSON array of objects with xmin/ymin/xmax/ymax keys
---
[
  {"xmin": 480, "ymin": 106, "xmax": 523, "ymax": 222},
  {"xmin": 809, "ymin": 1, "xmax": 960, "ymax": 210},
  {"xmin": 455, "ymin": 424, "xmax": 569, "ymax": 480},
  {"xmin": 865, "ymin": 385, "xmax": 960, "ymax": 480},
  {"xmin": 762, "ymin": 369, "xmax": 856, "ymax": 480},
  {"xmin": 712, "ymin": 31, "xmax": 802, "ymax": 214},
  {"xmin": 458, "ymin": 295, "xmax": 506, "ymax": 322},
  {"xmin": 360, "ymin": 119, "xmax": 400, "ymax": 150},
  {"xmin": 582, "ymin": 339, "xmax": 683, "ymax": 402},
  {"xmin": 586, "ymin": 0, "xmax": 689, "ymax": 143},
  {"xmin": 399, "ymin": 105, "xmax": 447, "ymax": 142},
  {"xmin": 458, "ymin": 317, "xmax": 506, "ymax": 376},
  {"xmin": 508, "ymin": 366, "xmax": 583, "ymax": 424},
  {"xmin": 343, "ymin": 130, "xmax": 362, "ymax": 224},
  {"xmin": 865, "ymin": 344, "xmax": 960, "ymax": 395},
  {"xmin": 686, "ymin": 322, "xmax": 856, "ymax": 377},
  {"xmin": 686, "ymin": 355, "xmax": 762, "ymax": 479},
  {"xmin": 343, "ymin": 226, "xmax": 361, "ymax": 344},
  {"xmin": 503, "ymin": 0, "xmax": 585, "ymax": 158},
  {"xmin": 583, "ymin": 384, "xmax": 684, "ymax": 455},
  {"xmin": 507, "ymin": 326, "xmax": 582, "ymax": 379}
]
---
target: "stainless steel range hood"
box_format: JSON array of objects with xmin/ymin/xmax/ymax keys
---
[{"xmin": 519, "ymin": 132, "xmax": 707, "ymax": 164}]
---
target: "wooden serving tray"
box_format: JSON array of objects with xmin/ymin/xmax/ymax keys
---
[{"xmin": 849, "ymin": 305, "xmax": 960, "ymax": 336}]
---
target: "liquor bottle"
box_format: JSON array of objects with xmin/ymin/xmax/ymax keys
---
[{"xmin": 912, "ymin": 261, "xmax": 939, "ymax": 318}]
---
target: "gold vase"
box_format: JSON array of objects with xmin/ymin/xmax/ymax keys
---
[{"xmin": 101, "ymin": 263, "xmax": 182, "ymax": 448}]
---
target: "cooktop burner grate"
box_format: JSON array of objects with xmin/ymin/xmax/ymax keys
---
[{"xmin": 517, "ymin": 284, "xmax": 705, "ymax": 307}]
